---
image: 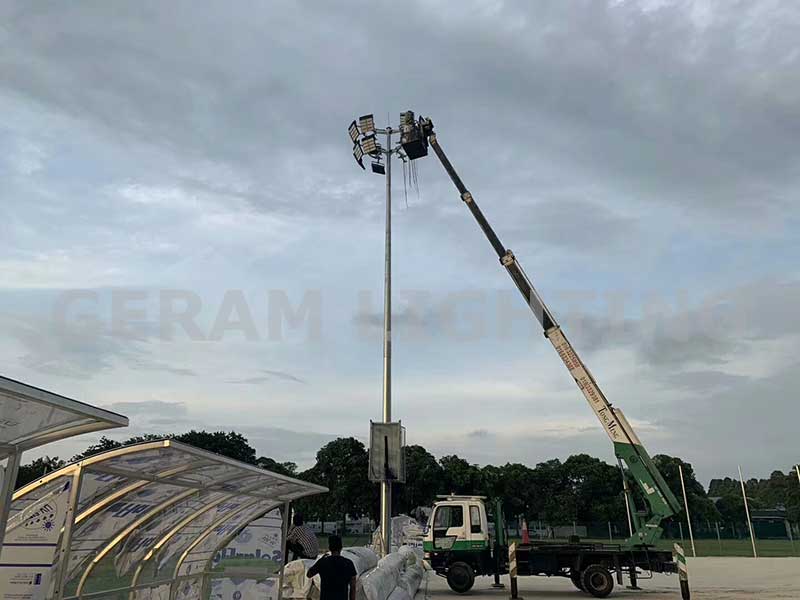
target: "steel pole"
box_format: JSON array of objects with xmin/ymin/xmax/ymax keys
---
[
  {"xmin": 0, "ymin": 449, "xmax": 21, "ymax": 550},
  {"xmin": 277, "ymin": 501, "xmax": 291, "ymax": 600},
  {"xmin": 738, "ymin": 465, "xmax": 758, "ymax": 558},
  {"xmin": 379, "ymin": 127, "xmax": 393, "ymax": 555},
  {"xmin": 795, "ymin": 465, "xmax": 800, "ymax": 484},
  {"xmin": 679, "ymin": 465, "xmax": 696, "ymax": 557}
]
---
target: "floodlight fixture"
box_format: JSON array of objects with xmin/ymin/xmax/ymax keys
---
[
  {"xmin": 359, "ymin": 114, "xmax": 376, "ymax": 134},
  {"xmin": 352, "ymin": 141, "xmax": 365, "ymax": 169},
  {"xmin": 361, "ymin": 133, "xmax": 380, "ymax": 156},
  {"xmin": 348, "ymin": 120, "xmax": 360, "ymax": 143},
  {"xmin": 371, "ymin": 161, "xmax": 385, "ymax": 175}
]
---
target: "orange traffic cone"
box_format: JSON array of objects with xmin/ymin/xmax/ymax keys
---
[{"xmin": 521, "ymin": 519, "xmax": 530, "ymax": 544}]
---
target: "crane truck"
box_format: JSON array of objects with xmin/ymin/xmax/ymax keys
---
[{"xmin": 398, "ymin": 114, "xmax": 685, "ymax": 598}]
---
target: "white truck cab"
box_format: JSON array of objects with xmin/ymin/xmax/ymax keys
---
[
  {"xmin": 423, "ymin": 496, "xmax": 499, "ymax": 593},
  {"xmin": 424, "ymin": 495, "xmax": 490, "ymax": 552}
]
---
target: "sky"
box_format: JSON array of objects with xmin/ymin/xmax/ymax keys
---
[{"xmin": 1, "ymin": 0, "xmax": 799, "ymax": 486}]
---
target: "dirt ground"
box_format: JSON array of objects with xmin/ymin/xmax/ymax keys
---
[{"xmin": 421, "ymin": 557, "xmax": 800, "ymax": 599}]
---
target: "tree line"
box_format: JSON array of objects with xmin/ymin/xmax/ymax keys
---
[{"xmin": 15, "ymin": 431, "xmax": 800, "ymax": 528}]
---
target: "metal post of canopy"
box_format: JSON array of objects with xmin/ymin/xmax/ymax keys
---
[
  {"xmin": 0, "ymin": 449, "xmax": 21, "ymax": 549},
  {"xmin": 277, "ymin": 501, "xmax": 291, "ymax": 600},
  {"xmin": 53, "ymin": 465, "xmax": 84, "ymax": 600}
]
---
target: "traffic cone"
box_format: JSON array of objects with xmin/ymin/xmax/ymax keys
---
[{"xmin": 521, "ymin": 519, "xmax": 530, "ymax": 544}]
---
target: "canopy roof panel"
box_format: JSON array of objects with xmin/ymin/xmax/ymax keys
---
[
  {"xmin": 6, "ymin": 439, "xmax": 327, "ymax": 597},
  {"xmin": 0, "ymin": 375, "xmax": 128, "ymax": 456}
]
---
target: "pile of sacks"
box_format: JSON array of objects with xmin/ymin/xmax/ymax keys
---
[
  {"xmin": 283, "ymin": 547, "xmax": 379, "ymax": 600},
  {"xmin": 357, "ymin": 546, "xmax": 425, "ymax": 600},
  {"xmin": 283, "ymin": 546, "xmax": 425, "ymax": 600},
  {"xmin": 371, "ymin": 515, "xmax": 425, "ymax": 554}
]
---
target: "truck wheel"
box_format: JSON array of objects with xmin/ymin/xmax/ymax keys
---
[
  {"xmin": 446, "ymin": 562, "xmax": 475, "ymax": 593},
  {"xmin": 581, "ymin": 565, "xmax": 614, "ymax": 598},
  {"xmin": 569, "ymin": 571, "xmax": 585, "ymax": 592}
]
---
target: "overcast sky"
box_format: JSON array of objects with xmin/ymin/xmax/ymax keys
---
[{"xmin": 1, "ymin": 1, "xmax": 798, "ymax": 486}]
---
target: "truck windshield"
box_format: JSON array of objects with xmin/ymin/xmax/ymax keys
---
[{"xmin": 434, "ymin": 505, "xmax": 464, "ymax": 528}]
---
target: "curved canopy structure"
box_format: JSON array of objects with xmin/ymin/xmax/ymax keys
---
[
  {"xmin": 3, "ymin": 439, "xmax": 327, "ymax": 600},
  {"xmin": 0, "ymin": 375, "xmax": 128, "ymax": 458},
  {"xmin": 0, "ymin": 375, "xmax": 128, "ymax": 553}
]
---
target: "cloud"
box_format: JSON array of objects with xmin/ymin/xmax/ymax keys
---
[
  {"xmin": 658, "ymin": 370, "xmax": 750, "ymax": 393},
  {"xmin": 0, "ymin": 312, "xmax": 195, "ymax": 380},
  {"xmin": 3, "ymin": 1, "xmax": 798, "ymax": 225},
  {"xmin": 227, "ymin": 369, "xmax": 307, "ymax": 385},
  {"xmin": 509, "ymin": 199, "xmax": 637, "ymax": 253},
  {"xmin": 104, "ymin": 400, "xmax": 188, "ymax": 418},
  {"xmin": 467, "ymin": 429, "xmax": 491, "ymax": 439},
  {"xmin": 2, "ymin": 1, "xmax": 799, "ymax": 484}
]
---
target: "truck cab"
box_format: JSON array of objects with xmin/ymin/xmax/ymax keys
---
[{"xmin": 423, "ymin": 496, "xmax": 502, "ymax": 592}]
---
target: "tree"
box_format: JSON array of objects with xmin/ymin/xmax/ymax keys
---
[
  {"xmin": 71, "ymin": 434, "xmax": 163, "ymax": 461},
  {"xmin": 439, "ymin": 455, "xmax": 481, "ymax": 495},
  {"xmin": 708, "ymin": 477, "xmax": 740, "ymax": 498},
  {"xmin": 487, "ymin": 463, "xmax": 536, "ymax": 522},
  {"xmin": 257, "ymin": 456, "xmax": 298, "ymax": 477},
  {"xmin": 561, "ymin": 454, "xmax": 626, "ymax": 523},
  {"xmin": 298, "ymin": 437, "xmax": 376, "ymax": 527},
  {"xmin": 653, "ymin": 455, "xmax": 720, "ymax": 523},
  {"xmin": 15, "ymin": 456, "xmax": 66, "ymax": 488},
  {"xmin": 71, "ymin": 431, "xmax": 257, "ymax": 464},
  {"xmin": 175, "ymin": 431, "xmax": 256, "ymax": 464},
  {"xmin": 396, "ymin": 445, "xmax": 442, "ymax": 515}
]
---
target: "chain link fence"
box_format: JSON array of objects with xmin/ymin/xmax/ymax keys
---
[{"xmin": 507, "ymin": 519, "xmax": 799, "ymax": 557}]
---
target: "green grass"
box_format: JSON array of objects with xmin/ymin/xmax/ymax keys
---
[{"xmin": 654, "ymin": 537, "xmax": 799, "ymax": 557}]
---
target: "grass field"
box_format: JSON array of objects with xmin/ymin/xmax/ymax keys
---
[{"xmin": 653, "ymin": 537, "xmax": 798, "ymax": 557}]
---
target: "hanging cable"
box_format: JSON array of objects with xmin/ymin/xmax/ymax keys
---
[{"xmin": 402, "ymin": 158, "xmax": 409, "ymax": 209}]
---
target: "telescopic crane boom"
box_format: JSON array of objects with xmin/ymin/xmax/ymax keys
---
[{"xmin": 418, "ymin": 117, "xmax": 681, "ymax": 547}]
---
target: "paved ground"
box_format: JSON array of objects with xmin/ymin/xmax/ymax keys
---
[{"xmin": 420, "ymin": 557, "xmax": 800, "ymax": 599}]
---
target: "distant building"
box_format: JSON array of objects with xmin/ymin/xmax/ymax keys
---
[{"xmin": 750, "ymin": 507, "xmax": 793, "ymax": 539}]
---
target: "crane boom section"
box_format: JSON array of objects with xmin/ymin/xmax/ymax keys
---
[{"xmin": 427, "ymin": 130, "xmax": 681, "ymax": 546}]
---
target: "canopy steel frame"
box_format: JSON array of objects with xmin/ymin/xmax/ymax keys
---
[
  {"xmin": 128, "ymin": 480, "xmax": 290, "ymax": 588},
  {"xmin": 75, "ymin": 471, "xmax": 282, "ymax": 596},
  {"xmin": 0, "ymin": 375, "xmax": 127, "ymax": 549},
  {"xmin": 5, "ymin": 439, "xmax": 326, "ymax": 600}
]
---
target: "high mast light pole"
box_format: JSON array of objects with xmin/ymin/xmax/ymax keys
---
[{"xmin": 348, "ymin": 111, "xmax": 429, "ymax": 554}]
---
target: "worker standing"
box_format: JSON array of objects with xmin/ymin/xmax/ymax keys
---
[
  {"xmin": 285, "ymin": 514, "xmax": 320, "ymax": 562},
  {"xmin": 307, "ymin": 535, "xmax": 357, "ymax": 600}
]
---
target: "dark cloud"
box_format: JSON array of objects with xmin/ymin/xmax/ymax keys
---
[
  {"xmin": 2, "ymin": 1, "xmax": 798, "ymax": 225},
  {"xmin": 565, "ymin": 277, "xmax": 800, "ymax": 371},
  {"xmin": 658, "ymin": 370, "xmax": 751, "ymax": 394},
  {"xmin": 2, "ymin": 1, "xmax": 798, "ymax": 482},
  {"xmin": 0, "ymin": 313, "xmax": 195, "ymax": 379},
  {"xmin": 227, "ymin": 369, "xmax": 306, "ymax": 385},
  {"xmin": 508, "ymin": 199, "xmax": 637, "ymax": 253},
  {"xmin": 651, "ymin": 361, "xmax": 800, "ymax": 481},
  {"xmin": 468, "ymin": 429, "xmax": 491, "ymax": 439}
]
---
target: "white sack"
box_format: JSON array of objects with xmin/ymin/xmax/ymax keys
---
[
  {"xmin": 387, "ymin": 587, "xmax": 412, "ymax": 600},
  {"xmin": 357, "ymin": 565, "xmax": 397, "ymax": 600},
  {"xmin": 282, "ymin": 559, "xmax": 317, "ymax": 599},
  {"xmin": 376, "ymin": 552, "xmax": 405, "ymax": 575},
  {"xmin": 397, "ymin": 545, "xmax": 423, "ymax": 567},
  {"xmin": 342, "ymin": 547, "xmax": 379, "ymax": 575},
  {"xmin": 397, "ymin": 564, "xmax": 423, "ymax": 598}
]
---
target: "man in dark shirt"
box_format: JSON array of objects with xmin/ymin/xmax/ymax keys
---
[{"xmin": 307, "ymin": 535, "xmax": 357, "ymax": 600}]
